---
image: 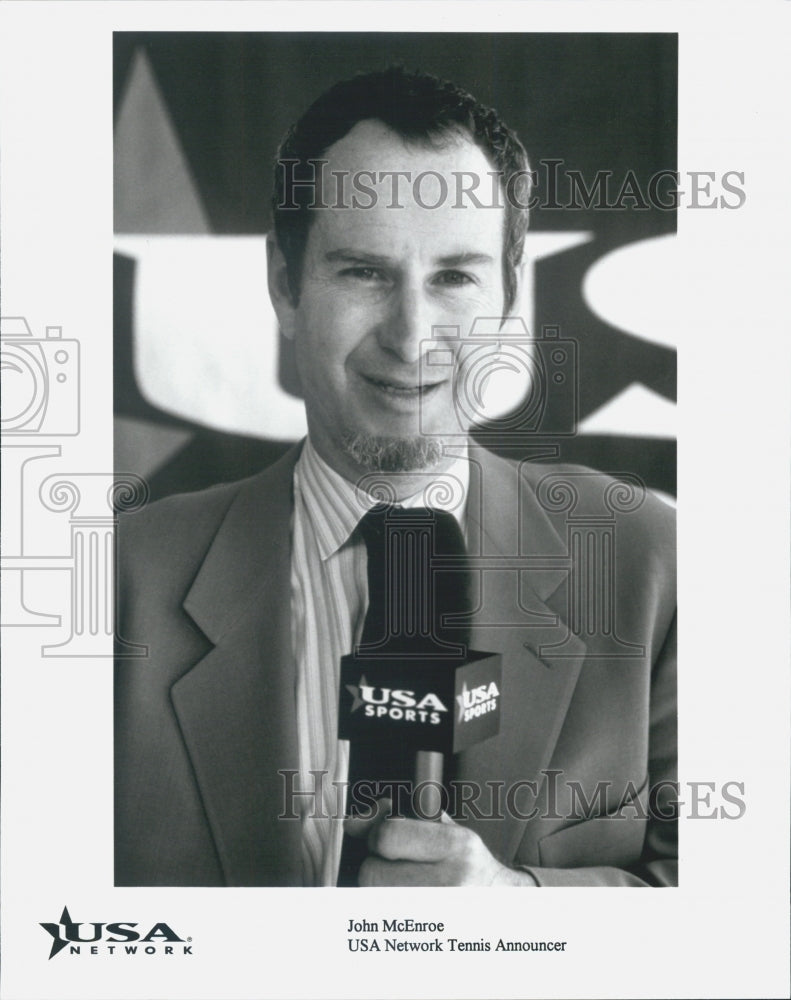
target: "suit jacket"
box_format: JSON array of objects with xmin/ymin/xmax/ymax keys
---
[{"xmin": 115, "ymin": 442, "xmax": 677, "ymax": 887}]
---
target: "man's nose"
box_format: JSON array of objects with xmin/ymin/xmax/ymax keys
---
[{"xmin": 376, "ymin": 284, "xmax": 436, "ymax": 364}]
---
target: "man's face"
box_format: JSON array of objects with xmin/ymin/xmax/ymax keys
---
[{"xmin": 270, "ymin": 120, "xmax": 510, "ymax": 481}]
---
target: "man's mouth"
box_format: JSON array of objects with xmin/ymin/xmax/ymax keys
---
[{"xmin": 360, "ymin": 374, "xmax": 445, "ymax": 399}]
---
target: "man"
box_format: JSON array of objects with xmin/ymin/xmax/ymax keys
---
[{"xmin": 115, "ymin": 67, "xmax": 676, "ymax": 887}]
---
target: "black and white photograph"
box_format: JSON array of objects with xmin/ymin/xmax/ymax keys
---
[
  {"xmin": 0, "ymin": 3, "xmax": 789, "ymax": 999},
  {"xmin": 113, "ymin": 31, "xmax": 679, "ymax": 892}
]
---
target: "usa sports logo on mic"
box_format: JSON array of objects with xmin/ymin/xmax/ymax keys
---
[{"xmin": 338, "ymin": 651, "xmax": 502, "ymax": 755}]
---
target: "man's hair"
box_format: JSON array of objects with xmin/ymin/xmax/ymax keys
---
[{"xmin": 271, "ymin": 66, "xmax": 530, "ymax": 313}]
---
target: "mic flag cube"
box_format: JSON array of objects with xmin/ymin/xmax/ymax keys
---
[{"xmin": 338, "ymin": 649, "xmax": 502, "ymax": 756}]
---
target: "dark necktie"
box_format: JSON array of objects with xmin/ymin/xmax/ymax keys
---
[{"xmin": 337, "ymin": 505, "xmax": 471, "ymax": 886}]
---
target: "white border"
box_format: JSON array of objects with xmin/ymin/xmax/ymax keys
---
[{"xmin": 1, "ymin": 3, "xmax": 789, "ymax": 999}]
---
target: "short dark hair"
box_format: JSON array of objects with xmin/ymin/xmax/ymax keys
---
[{"xmin": 272, "ymin": 66, "xmax": 530, "ymax": 313}]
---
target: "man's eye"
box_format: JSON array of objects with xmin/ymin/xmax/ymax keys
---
[
  {"xmin": 341, "ymin": 266, "xmax": 383, "ymax": 282},
  {"xmin": 435, "ymin": 270, "xmax": 475, "ymax": 287}
]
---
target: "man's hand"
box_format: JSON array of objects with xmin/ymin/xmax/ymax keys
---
[{"xmin": 344, "ymin": 798, "xmax": 538, "ymax": 887}]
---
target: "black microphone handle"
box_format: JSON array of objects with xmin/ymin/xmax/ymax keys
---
[{"xmin": 413, "ymin": 749, "xmax": 444, "ymax": 821}]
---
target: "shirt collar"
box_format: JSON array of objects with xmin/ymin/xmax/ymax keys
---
[{"xmin": 295, "ymin": 437, "xmax": 469, "ymax": 562}]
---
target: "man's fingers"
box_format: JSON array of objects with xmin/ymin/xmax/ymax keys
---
[
  {"xmin": 368, "ymin": 814, "xmax": 466, "ymax": 863},
  {"xmin": 343, "ymin": 796, "xmax": 392, "ymax": 839},
  {"xmin": 346, "ymin": 806, "xmax": 519, "ymax": 886}
]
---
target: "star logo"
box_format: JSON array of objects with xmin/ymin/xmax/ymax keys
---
[
  {"xmin": 40, "ymin": 906, "xmax": 74, "ymax": 959},
  {"xmin": 345, "ymin": 675, "xmax": 367, "ymax": 712},
  {"xmin": 456, "ymin": 682, "xmax": 468, "ymax": 722}
]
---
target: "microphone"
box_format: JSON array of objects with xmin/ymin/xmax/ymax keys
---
[
  {"xmin": 335, "ymin": 505, "xmax": 501, "ymax": 884},
  {"xmin": 338, "ymin": 505, "xmax": 501, "ymax": 822},
  {"xmin": 338, "ymin": 647, "xmax": 502, "ymax": 819}
]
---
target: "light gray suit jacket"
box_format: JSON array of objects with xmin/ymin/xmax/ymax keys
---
[{"xmin": 115, "ymin": 443, "xmax": 676, "ymax": 887}]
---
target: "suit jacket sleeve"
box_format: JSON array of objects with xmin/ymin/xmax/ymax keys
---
[
  {"xmin": 512, "ymin": 478, "xmax": 677, "ymax": 887},
  {"xmin": 523, "ymin": 610, "xmax": 677, "ymax": 887}
]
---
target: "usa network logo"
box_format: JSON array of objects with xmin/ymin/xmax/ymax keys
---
[{"xmin": 40, "ymin": 906, "xmax": 193, "ymax": 959}]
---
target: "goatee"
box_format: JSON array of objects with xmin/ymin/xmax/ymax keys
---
[{"xmin": 341, "ymin": 432, "xmax": 445, "ymax": 473}]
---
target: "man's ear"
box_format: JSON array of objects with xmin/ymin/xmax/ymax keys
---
[{"xmin": 267, "ymin": 234, "xmax": 298, "ymax": 340}]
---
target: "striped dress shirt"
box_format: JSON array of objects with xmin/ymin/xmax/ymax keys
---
[{"xmin": 290, "ymin": 438, "xmax": 468, "ymax": 886}]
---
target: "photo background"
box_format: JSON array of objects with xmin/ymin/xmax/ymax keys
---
[{"xmin": 113, "ymin": 32, "xmax": 677, "ymax": 501}]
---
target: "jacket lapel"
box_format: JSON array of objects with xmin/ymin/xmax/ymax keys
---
[
  {"xmin": 171, "ymin": 445, "xmax": 303, "ymax": 886},
  {"xmin": 456, "ymin": 448, "xmax": 586, "ymax": 863},
  {"xmin": 167, "ymin": 442, "xmax": 585, "ymax": 881}
]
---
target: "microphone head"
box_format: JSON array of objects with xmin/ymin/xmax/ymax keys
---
[{"xmin": 338, "ymin": 649, "xmax": 502, "ymax": 755}]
